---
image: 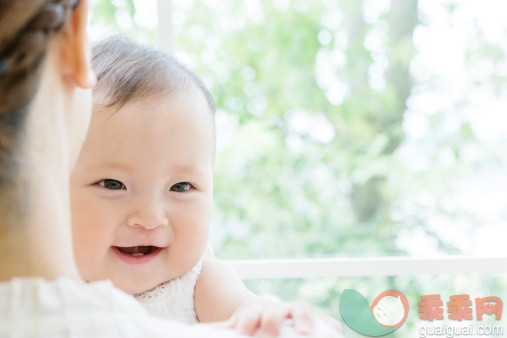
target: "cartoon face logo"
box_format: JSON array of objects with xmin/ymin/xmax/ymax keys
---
[
  {"xmin": 340, "ymin": 289, "xmax": 409, "ymax": 336},
  {"xmin": 371, "ymin": 290, "xmax": 408, "ymax": 327}
]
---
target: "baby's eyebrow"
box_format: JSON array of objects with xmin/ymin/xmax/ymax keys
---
[
  {"xmin": 87, "ymin": 163, "xmax": 210, "ymax": 179},
  {"xmin": 168, "ymin": 165, "xmax": 209, "ymax": 178}
]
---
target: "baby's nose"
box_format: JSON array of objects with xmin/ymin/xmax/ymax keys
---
[
  {"xmin": 129, "ymin": 216, "xmax": 168, "ymax": 230},
  {"xmin": 126, "ymin": 203, "xmax": 169, "ymax": 229}
]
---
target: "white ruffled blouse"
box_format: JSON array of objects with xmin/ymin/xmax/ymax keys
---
[{"xmin": 134, "ymin": 245, "xmax": 214, "ymax": 324}]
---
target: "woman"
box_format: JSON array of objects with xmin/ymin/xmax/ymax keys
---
[{"xmin": 0, "ymin": 1, "xmax": 235, "ymax": 336}]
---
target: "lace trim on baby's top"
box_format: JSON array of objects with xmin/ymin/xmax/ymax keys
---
[{"xmin": 134, "ymin": 244, "xmax": 214, "ymax": 324}]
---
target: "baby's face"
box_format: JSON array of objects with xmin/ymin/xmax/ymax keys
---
[{"xmin": 71, "ymin": 89, "xmax": 214, "ymax": 294}]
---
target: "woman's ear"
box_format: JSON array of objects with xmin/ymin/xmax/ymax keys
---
[{"xmin": 59, "ymin": 0, "xmax": 95, "ymax": 89}]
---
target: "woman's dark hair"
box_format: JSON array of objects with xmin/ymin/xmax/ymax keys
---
[
  {"xmin": 0, "ymin": 0, "xmax": 80, "ymax": 184},
  {"xmin": 91, "ymin": 37, "xmax": 215, "ymax": 113}
]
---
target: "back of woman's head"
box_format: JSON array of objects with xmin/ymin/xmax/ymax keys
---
[
  {"xmin": 0, "ymin": 0, "xmax": 80, "ymax": 183},
  {"xmin": 91, "ymin": 37, "xmax": 215, "ymax": 113}
]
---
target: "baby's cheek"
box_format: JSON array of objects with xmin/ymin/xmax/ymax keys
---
[
  {"xmin": 72, "ymin": 209, "xmax": 110, "ymax": 271},
  {"xmin": 73, "ymin": 238, "xmax": 97, "ymax": 279},
  {"xmin": 177, "ymin": 207, "xmax": 209, "ymax": 235}
]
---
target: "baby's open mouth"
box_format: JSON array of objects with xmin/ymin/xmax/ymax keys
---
[{"xmin": 114, "ymin": 246, "xmax": 159, "ymax": 256}]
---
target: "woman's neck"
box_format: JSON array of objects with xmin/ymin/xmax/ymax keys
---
[{"xmin": 0, "ymin": 57, "xmax": 79, "ymax": 281}]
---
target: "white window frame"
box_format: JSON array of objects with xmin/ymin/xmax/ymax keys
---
[{"xmin": 227, "ymin": 256, "xmax": 507, "ymax": 279}]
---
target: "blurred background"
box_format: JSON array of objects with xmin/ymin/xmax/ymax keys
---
[{"xmin": 90, "ymin": 1, "xmax": 507, "ymax": 336}]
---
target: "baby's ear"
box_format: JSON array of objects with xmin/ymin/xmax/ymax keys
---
[{"xmin": 58, "ymin": 0, "xmax": 95, "ymax": 89}]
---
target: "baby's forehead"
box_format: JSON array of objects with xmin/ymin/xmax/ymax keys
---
[
  {"xmin": 86, "ymin": 93, "xmax": 216, "ymax": 157},
  {"xmin": 127, "ymin": 93, "xmax": 213, "ymax": 132},
  {"xmin": 94, "ymin": 86, "xmax": 213, "ymax": 118}
]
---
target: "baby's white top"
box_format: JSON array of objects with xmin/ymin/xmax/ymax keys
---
[
  {"xmin": 0, "ymin": 277, "xmax": 239, "ymax": 337},
  {"xmin": 134, "ymin": 245, "xmax": 214, "ymax": 324},
  {"xmin": 132, "ymin": 246, "xmax": 343, "ymax": 338}
]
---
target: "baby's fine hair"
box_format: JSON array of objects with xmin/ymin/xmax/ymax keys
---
[{"xmin": 91, "ymin": 37, "xmax": 215, "ymax": 113}]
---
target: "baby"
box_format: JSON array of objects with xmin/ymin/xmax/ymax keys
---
[{"xmin": 70, "ymin": 37, "xmax": 340, "ymax": 336}]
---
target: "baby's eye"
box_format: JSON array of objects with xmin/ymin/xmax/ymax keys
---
[
  {"xmin": 98, "ymin": 179, "xmax": 125, "ymax": 190},
  {"xmin": 170, "ymin": 182, "xmax": 192, "ymax": 192}
]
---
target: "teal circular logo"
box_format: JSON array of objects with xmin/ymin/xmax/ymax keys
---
[{"xmin": 340, "ymin": 289, "xmax": 409, "ymax": 336}]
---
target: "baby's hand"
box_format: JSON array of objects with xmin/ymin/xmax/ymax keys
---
[{"xmin": 215, "ymin": 296, "xmax": 341, "ymax": 336}]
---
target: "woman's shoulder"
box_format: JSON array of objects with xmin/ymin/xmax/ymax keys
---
[
  {"xmin": 0, "ymin": 277, "xmax": 144, "ymax": 315},
  {"xmin": 0, "ymin": 277, "xmax": 153, "ymax": 336},
  {"xmin": 0, "ymin": 277, "xmax": 239, "ymax": 337}
]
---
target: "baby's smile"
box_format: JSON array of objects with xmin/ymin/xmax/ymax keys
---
[
  {"xmin": 112, "ymin": 245, "xmax": 164, "ymax": 265},
  {"xmin": 116, "ymin": 245, "xmax": 159, "ymax": 256}
]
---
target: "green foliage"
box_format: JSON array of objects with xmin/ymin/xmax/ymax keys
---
[
  {"xmin": 91, "ymin": 0, "xmax": 155, "ymax": 43},
  {"xmin": 170, "ymin": 0, "xmax": 423, "ymax": 259}
]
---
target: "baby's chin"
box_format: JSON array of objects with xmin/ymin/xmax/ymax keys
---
[
  {"xmin": 79, "ymin": 269, "xmax": 167, "ymax": 295},
  {"xmin": 110, "ymin": 268, "xmax": 192, "ymax": 295},
  {"xmin": 111, "ymin": 274, "xmax": 170, "ymax": 295}
]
